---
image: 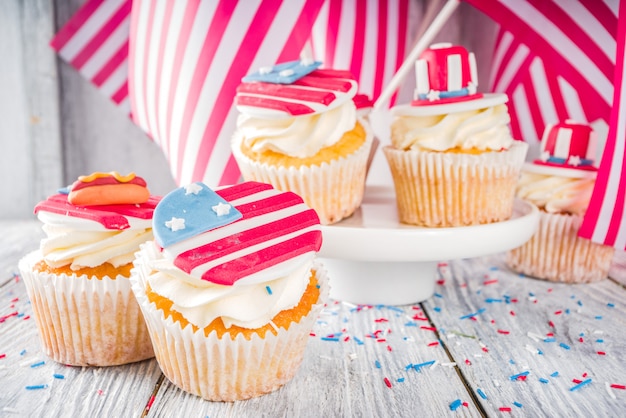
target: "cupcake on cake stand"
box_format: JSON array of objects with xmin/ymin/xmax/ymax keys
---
[{"xmin": 319, "ymin": 43, "xmax": 538, "ymax": 305}]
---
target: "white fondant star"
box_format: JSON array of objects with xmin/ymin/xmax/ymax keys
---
[
  {"xmin": 467, "ymin": 82, "xmax": 477, "ymax": 95},
  {"xmin": 259, "ymin": 66, "xmax": 272, "ymax": 74},
  {"xmin": 427, "ymin": 90, "xmax": 440, "ymax": 102},
  {"xmin": 539, "ymin": 151, "xmax": 551, "ymax": 162},
  {"xmin": 212, "ymin": 202, "xmax": 232, "ymax": 216},
  {"xmin": 184, "ymin": 183, "xmax": 203, "ymax": 195},
  {"xmin": 165, "ymin": 217, "xmax": 186, "ymax": 232},
  {"xmin": 279, "ymin": 69, "xmax": 294, "ymax": 77},
  {"xmin": 568, "ymin": 155, "xmax": 582, "ymax": 166}
]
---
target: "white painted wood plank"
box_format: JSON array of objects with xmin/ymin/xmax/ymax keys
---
[
  {"xmin": 423, "ymin": 255, "xmax": 626, "ymax": 416},
  {"xmin": 0, "ymin": 221, "xmax": 44, "ymax": 286},
  {"xmin": 147, "ymin": 302, "xmax": 481, "ymax": 417}
]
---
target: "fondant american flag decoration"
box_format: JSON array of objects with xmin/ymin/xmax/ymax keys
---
[
  {"xmin": 154, "ymin": 181, "xmax": 322, "ymax": 286},
  {"xmin": 537, "ymin": 121, "xmax": 597, "ymax": 170},
  {"xmin": 236, "ymin": 68, "xmax": 358, "ymax": 118}
]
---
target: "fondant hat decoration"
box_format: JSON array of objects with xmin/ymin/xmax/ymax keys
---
[
  {"xmin": 412, "ymin": 42, "xmax": 483, "ymax": 105},
  {"xmin": 535, "ymin": 120, "xmax": 598, "ymax": 172}
]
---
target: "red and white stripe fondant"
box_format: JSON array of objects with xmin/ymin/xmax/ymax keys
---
[{"xmin": 162, "ymin": 182, "xmax": 322, "ymax": 286}]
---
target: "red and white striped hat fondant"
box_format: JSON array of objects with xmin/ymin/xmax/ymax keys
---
[
  {"xmin": 536, "ymin": 120, "xmax": 598, "ymax": 171},
  {"xmin": 413, "ymin": 42, "xmax": 482, "ymax": 105}
]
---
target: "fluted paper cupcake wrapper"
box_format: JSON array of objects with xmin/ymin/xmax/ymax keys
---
[
  {"xmin": 18, "ymin": 251, "xmax": 154, "ymax": 366},
  {"xmin": 506, "ymin": 211, "xmax": 615, "ymax": 283},
  {"xmin": 130, "ymin": 244, "xmax": 330, "ymax": 402},
  {"xmin": 232, "ymin": 123, "xmax": 374, "ymax": 225},
  {"xmin": 383, "ymin": 141, "xmax": 528, "ymax": 227}
]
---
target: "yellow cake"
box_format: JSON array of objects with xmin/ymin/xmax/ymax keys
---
[
  {"xmin": 384, "ymin": 43, "xmax": 527, "ymax": 227},
  {"xmin": 18, "ymin": 172, "xmax": 157, "ymax": 366},
  {"xmin": 231, "ymin": 60, "xmax": 374, "ymax": 224},
  {"xmin": 130, "ymin": 181, "xmax": 328, "ymax": 401}
]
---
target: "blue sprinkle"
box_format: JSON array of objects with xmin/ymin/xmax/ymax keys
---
[
  {"xmin": 19, "ymin": 349, "xmax": 26, "ymax": 356},
  {"xmin": 608, "ymin": 303, "xmax": 615, "ymax": 308},
  {"xmin": 25, "ymin": 384, "xmax": 48, "ymax": 390},
  {"xmin": 387, "ymin": 305, "xmax": 405, "ymax": 313},
  {"xmin": 510, "ymin": 371, "xmax": 530, "ymax": 380},
  {"xmin": 559, "ymin": 343, "xmax": 571, "ymax": 350},
  {"xmin": 570, "ymin": 295, "xmax": 576, "ymax": 299},
  {"xmin": 397, "ymin": 377, "xmax": 405, "ymax": 383},
  {"xmin": 434, "ymin": 293, "xmax": 443, "ymax": 298},
  {"xmin": 315, "ymin": 284, "xmax": 320, "ymax": 289},
  {"xmin": 17, "ymin": 313, "xmax": 24, "ymax": 318},
  {"xmin": 550, "ymin": 371, "xmax": 559, "ymax": 377},
  {"xmin": 375, "ymin": 360, "xmax": 381, "ymax": 369},
  {"xmin": 449, "ymin": 399, "xmax": 462, "ymax": 411},
  {"xmin": 539, "ymin": 378, "xmax": 549, "ymax": 384},
  {"xmin": 577, "ymin": 300, "xmax": 583, "ymax": 306},
  {"xmin": 570, "ymin": 378, "xmax": 592, "ymax": 391},
  {"xmin": 579, "ymin": 332, "xmax": 585, "ymax": 337},
  {"xmin": 405, "ymin": 321, "xmax": 417, "ymax": 327},
  {"xmin": 595, "ymin": 316, "xmax": 603, "ymax": 320},
  {"xmin": 413, "ymin": 360, "xmax": 436, "ymax": 371},
  {"xmin": 354, "ymin": 337, "xmax": 364, "ymax": 345},
  {"xmin": 405, "ymin": 364, "xmax": 414, "ymax": 371},
  {"xmin": 509, "ymin": 359, "xmax": 516, "ymax": 365},
  {"xmin": 565, "ymin": 309, "xmax": 570, "ymax": 314},
  {"xmin": 544, "ymin": 337, "xmax": 556, "ymax": 343},
  {"xmin": 513, "ymin": 401, "xmax": 523, "ymax": 408},
  {"xmin": 460, "ymin": 308, "xmax": 486, "ymax": 320},
  {"xmin": 265, "ymin": 285, "xmax": 272, "ymax": 295},
  {"xmin": 485, "ymin": 298, "xmax": 502, "ymax": 303},
  {"xmin": 596, "ymin": 339, "xmax": 604, "ymax": 343},
  {"xmin": 477, "ymin": 388, "xmax": 487, "ymax": 399},
  {"xmin": 30, "ymin": 361, "xmax": 45, "ymax": 368},
  {"xmin": 538, "ymin": 349, "xmax": 544, "ymax": 355},
  {"xmin": 53, "ymin": 374, "xmax": 65, "ymax": 379},
  {"xmin": 433, "ymin": 307, "xmax": 441, "ymax": 312},
  {"xmin": 321, "ymin": 337, "xmax": 339, "ymax": 342},
  {"xmin": 529, "ymin": 292, "xmax": 535, "ymax": 297},
  {"xmin": 489, "ymin": 266, "xmax": 499, "ymax": 271}
]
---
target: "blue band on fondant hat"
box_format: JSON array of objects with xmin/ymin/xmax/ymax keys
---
[
  {"xmin": 417, "ymin": 87, "xmax": 471, "ymax": 101},
  {"xmin": 545, "ymin": 156, "xmax": 594, "ymax": 167}
]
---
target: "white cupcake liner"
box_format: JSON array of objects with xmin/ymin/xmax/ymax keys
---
[
  {"xmin": 383, "ymin": 141, "xmax": 528, "ymax": 227},
  {"xmin": 130, "ymin": 243, "xmax": 330, "ymax": 401},
  {"xmin": 18, "ymin": 251, "xmax": 154, "ymax": 366},
  {"xmin": 232, "ymin": 121, "xmax": 374, "ymax": 225},
  {"xmin": 506, "ymin": 211, "xmax": 615, "ymax": 283}
]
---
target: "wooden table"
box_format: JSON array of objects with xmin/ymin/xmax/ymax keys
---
[{"xmin": 2, "ymin": 220, "xmax": 626, "ymax": 417}]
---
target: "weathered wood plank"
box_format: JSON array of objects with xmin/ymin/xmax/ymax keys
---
[
  {"xmin": 147, "ymin": 301, "xmax": 481, "ymax": 417},
  {"xmin": 0, "ymin": 221, "xmax": 44, "ymax": 286},
  {"xmin": 423, "ymin": 255, "xmax": 626, "ymax": 416},
  {"xmin": 0, "ymin": 277, "xmax": 162, "ymax": 418}
]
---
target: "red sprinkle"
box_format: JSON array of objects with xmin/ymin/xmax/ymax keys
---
[
  {"xmin": 554, "ymin": 310, "xmax": 563, "ymax": 315},
  {"xmin": 579, "ymin": 337, "xmax": 584, "ymax": 343},
  {"xmin": 374, "ymin": 318, "xmax": 389, "ymax": 323},
  {"xmin": 510, "ymin": 311, "xmax": 516, "ymax": 316},
  {"xmin": 497, "ymin": 330, "xmax": 510, "ymax": 335},
  {"xmin": 465, "ymin": 359, "xmax": 472, "ymax": 365},
  {"xmin": 22, "ymin": 315, "xmax": 30, "ymax": 320},
  {"xmin": 499, "ymin": 407, "xmax": 512, "ymax": 412},
  {"xmin": 597, "ymin": 351, "xmax": 606, "ymax": 355},
  {"xmin": 548, "ymin": 321, "xmax": 555, "ymax": 328},
  {"xmin": 610, "ymin": 384, "xmax": 626, "ymax": 390},
  {"xmin": 387, "ymin": 345, "xmax": 393, "ymax": 352},
  {"xmin": 582, "ymin": 372, "xmax": 588, "ymax": 378},
  {"xmin": 412, "ymin": 314, "xmax": 429, "ymax": 321},
  {"xmin": 482, "ymin": 347, "xmax": 489, "ymax": 353},
  {"xmin": 483, "ymin": 279, "xmax": 498, "ymax": 285},
  {"xmin": 384, "ymin": 377, "xmax": 392, "ymax": 388},
  {"xmin": 573, "ymin": 379, "xmax": 583, "ymax": 384},
  {"xmin": 428, "ymin": 341, "xmax": 440, "ymax": 347},
  {"xmin": 0, "ymin": 354, "xmax": 6, "ymax": 359},
  {"xmin": 420, "ymin": 326, "xmax": 437, "ymax": 332},
  {"xmin": 376, "ymin": 339, "xmax": 387, "ymax": 343},
  {"xmin": 309, "ymin": 332, "xmax": 316, "ymax": 337},
  {"xmin": 146, "ymin": 394, "xmax": 156, "ymax": 411},
  {"xmin": 343, "ymin": 336, "xmax": 350, "ymax": 342}
]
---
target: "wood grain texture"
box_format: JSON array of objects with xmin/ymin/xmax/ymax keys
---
[{"xmin": 423, "ymin": 255, "xmax": 626, "ymax": 416}]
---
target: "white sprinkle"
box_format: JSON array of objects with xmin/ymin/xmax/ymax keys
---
[
  {"xmin": 606, "ymin": 382, "xmax": 617, "ymax": 400},
  {"xmin": 440, "ymin": 362, "xmax": 457, "ymax": 368},
  {"xmin": 525, "ymin": 344, "xmax": 540, "ymax": 355},
  {"xmin": 430, "ymin": 360, "xmax": 439, "ymax": 369},
  {"xmin": 494, "ymin": 380, "xmax": 501, "ymax": 387},
  {"xmin": 342, "ymin": 301, "xmax": 357, "ymax": 309},
  {"xmin": 594, "ymin": 330, "xmax": 605, "ymax": 335},
  {"xmin": 527, "ymin": 331, "xmax": 543, "ymax": 342},
  {"xmin": 348, "ymin": 353, "xmax": 358, "ymax": 361}
]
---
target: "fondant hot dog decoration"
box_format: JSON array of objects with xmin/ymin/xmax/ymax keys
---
[{"xmin": 68, "ymin": 172, "xmax": 150, "ymax": 206}]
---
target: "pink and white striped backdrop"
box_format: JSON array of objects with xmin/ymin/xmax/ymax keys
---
[
  {"xmin": 51, "ymin": 0, "xmax": 415, "ymax": 188},
  {"xmin": 465, "ymin": 0, "xmax": 625, "ymax": 250}
]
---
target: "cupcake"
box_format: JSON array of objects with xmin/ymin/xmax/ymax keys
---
[
  {"xmin": 130, "ymin": 181, "xmax": 328, "ymax": 401},
  {"xmin": 506, "ymin": 120, "xmax": 615, "ymax": 283},
  {"xmin": 231, "ymin": 59, "xmax": 374, "ymax": 224},
  {"xmin": 383, "ymin": 43, "xmax": 528, "ymax": 227},
  {"xmin": 18, "ymin": 172, "xmax": 158, "ymax": 366}
]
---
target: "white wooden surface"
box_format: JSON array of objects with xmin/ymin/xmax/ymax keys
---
[{"xmin": 3, "ymin": 220, "xmax": 626, "ymax": 417}]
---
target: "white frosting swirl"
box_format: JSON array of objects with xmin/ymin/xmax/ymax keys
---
[
  {"xmin": 516, "ymin": 171, "xmax": 595, "ymax": 215},
  {"xmin": 391, "ymin": 104, "xmax": 513, "ymax": 151},
  {"xmin": 143, "ymin": 243, "xmax": 313, "ymax": 329},
  {"xmin": 38, "ymin": 211, "xmax": 152, "ymax": 270},
  {"xmin": 236, "ymin": 101, "xmax": 357, "ymax": 158}
]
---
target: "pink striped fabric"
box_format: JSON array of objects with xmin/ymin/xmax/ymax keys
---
[
  {"xmin": 309, "ymin": 0, "xmax": 414, "ymax": 104},
  {"xmin": 50, "ymin": 0, "xmax": 133, "ymax": 114},
  {"xmin": 129, "ymin": 0, "xmax": 326, "ymax": 187},
  {"xmin": 580, "ymin": 0, "xmax": 626, "ymax": 249},
  {"xmin": 467, "ymin": 0, "xmax": 624, "ymax": 249}
]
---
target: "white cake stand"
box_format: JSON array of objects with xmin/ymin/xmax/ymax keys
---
[{"xmin": 319, "ymin": 186, "xmax": 540, "ymax": 306}]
